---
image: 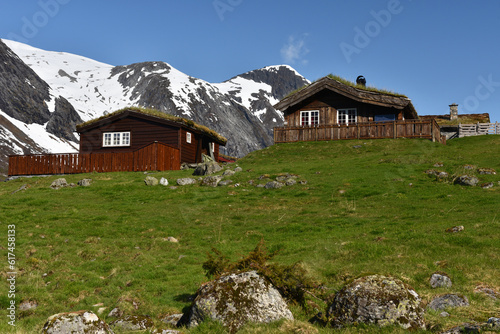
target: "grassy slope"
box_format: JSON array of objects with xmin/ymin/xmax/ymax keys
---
[{"xmin": 0, "ymin": 136, "xmax": 499, "ymax": 333}]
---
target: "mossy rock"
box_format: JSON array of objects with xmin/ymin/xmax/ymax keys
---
[
  {"xmin": 187, "ymin": 271, "xmax": 293, "ymax": 333},
  {"xmin": 327, "ymin": 274, "xmax": 425, "ymax": 330},
  {"xmin": 41, "ymin": 310, "xmax": 114, "ymax": 333},
  {"xmin": 109, "ymin": 314, "xmax": 154, "ymax": 331}
]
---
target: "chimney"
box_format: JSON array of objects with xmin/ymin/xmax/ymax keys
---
[
  {"xmin": 449, "ymin": 103, "xmax": 458, "ymax": 120},
  {"xmin": 356, "ymin": 75, "xmax": 366, "ymax": 87}
]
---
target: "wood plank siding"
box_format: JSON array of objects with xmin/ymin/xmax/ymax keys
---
[{"xmin": 8, "ymin": 142, "xmax": 180, "ymax": 176}]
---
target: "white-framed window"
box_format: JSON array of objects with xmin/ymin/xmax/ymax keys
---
[
  {"xmin": 186, "ymin": 132, "xmax": 192, "ymax": 144},
  {"xmin": 300, "ymin": 110, "xmax": 319, "ymax": 126},
  {"xmin": 103, "ymin": 132, "xmax": 131, "ymax": 147},
  {"xmin": 337, "ymin": 109, "xmax": 357, "ymax": 125}
]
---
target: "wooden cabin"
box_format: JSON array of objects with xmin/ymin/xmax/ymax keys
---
[
  {"xmin": 77, "ymin": 107, "xmax": 227, "ymax": 164},
  {"xmin": 273, "ymin": 75, "xmax": 445, "ymax": 144},
  {"xmin": 8, "ymin": 107, "xmax": 227, "ymax": 176}
]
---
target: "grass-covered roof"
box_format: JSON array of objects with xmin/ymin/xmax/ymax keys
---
[{"xmin": 76, "ymin": 107, "xmax": 227, "ymax": 145}]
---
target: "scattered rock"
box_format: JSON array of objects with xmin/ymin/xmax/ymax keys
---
[
  {"xmin": 218, "ymin": 180, "xmax": 233, "ymax": 186},
  {"xmin": 201, "ymin": 175, "xmax": 223, "ymax": 187},
  {"xmin": 427, "ymin": 294, "xmax": 469, "ymax": 311},
  {"xmin": 18, "ymin": 299, "xmax": 37, "ymax": 311},
  {"xmin": 193, "ymin": 162, "xmax": 222, "ymax": 176},
  {"xmin": 107, "ymin": 307, "xmax": 123, "ymax": 318},
  {"xmin": 151, "ymin": 329, "xmax": 183, "ymax": 334},
  {"xmin": 176, "ymin": 178, "xmax": 197, "ymax": 186},
  {"xmin": 481, "ymin": 182, "xmax": 494, "ymax": 189},
  {"xmin": 440, "ymin": 311, "xmax": 450, "ymax": 317},
  {"xmin": 110, "ymin": 315, "xmax": 154, "ymax": 331},
  {"xmin": 161, "ymin": 314, "xmax": 183, "ymax": 327},
  {"xmin": 353, "ymin": 145, "xmax": 363, "ymax": 149},
  {"xmin": 440, "ymin": 323, "xmax": 481, "ymax": 334},
  {"xmin": 463, "ymin": 164, "xmax": 476, "ymax": 170},
  {"xmin": 437, "ymin": 171, "xmax": 449, "ymax": 179},
  {"xmin": 285, "ymin": 178, "xmax": 297, "ymax": 186},
  {"xmin": 187, "ymin": 271, "xmax": 293, "ymax": 333},
  {"xmin": 97, "ymin": 307, "xmax": 107, "ymax": 315},
  {"xmin": 474, "ymin": 285, "xmax": 499, "ymax": 299},
  {"xmin": 144, "ymin": 176, "xmax": 159, "ymax": 186},
  {"xmin": 326, "ymin": 274, "xmax": 425, "ymax": 330},
  {"xmin": 11, "ymin": 184, "xmax": 30, "ymax": 194},
  {"xmin": 486, "ymin": 317, "xmax": 500, "ymax": 329},
  {"xmin": 166, "ymin": 237, "xmax": 178, "ymax": 243},
  {"xmin": 50, "ymin": 178, "xmax": 68, "ymax": 190},
  {"xmin": 454, "ymin": 175, "xmax": 479, "ymax": 186},
  {"xmin": 77, "ymin": 178, "xmax": 92, "ymax": 187},
  {"xmin": 446, "ymin": 226, "xmax": 464, "ymax": 233},
  {"xmin": 434, "ymin": 162, "xmax": 444, "ymax": 167},
  {"xmin": 430, "ymin": 272, "xmax": 452, "ymax": 288},
  {"xmin": 299, "ymin": 180, "xmax": 308, "ymax": 185},
  {"xmin": 234, "ymin": 167, "xmax": 243, "ymax": 173},
  {"xmin": 160, "ymin": 177, "xmax": 169, "ymax": 186},
  {"xmin": 264, "ymin": 181, "xmax": 284, "ymax": 189},
  {"xmin": 425, "ymin": 169, "xmax": 438, "ymax": 175},
  {"xmin": 169, "ymin": 186, "xmax": 178, "ymax": 190},
  {"xmin": 41, "ymin": 310, "xmax": 113, "ymax": 333},
  {"xmin": 222, "ymin": 169, "xmax": 236, "ymax": 177},
  {"xmin": 477, "ymin": 167, "xmax": 496, "ymax": 175}
]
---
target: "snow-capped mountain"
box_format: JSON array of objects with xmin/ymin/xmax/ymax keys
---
[{"xmin": 0, "ymin": 39, "xmax": 309, "ymax": 176}]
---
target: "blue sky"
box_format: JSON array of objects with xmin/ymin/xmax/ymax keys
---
[{"xmin": 1, "ymin": 0, "xmax": 500, "ymax": 122}]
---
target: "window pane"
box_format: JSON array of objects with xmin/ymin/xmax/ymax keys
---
[
  {"xmin": 301, "ymin": 112, "xmax": 309, "ymax": 126},
  {"xmin": 122, "ymin": 132, "xmax": 130, "ymax": 145},
  {"xmin": 113, "ymin": 133, "xmax": 120, "ymax": 145},
  {"xmin": 311, "ymin": 111, "xmax": 319, "ymax": 125},
  {"xmin": 104, "ymin": 133, "xmax": 111, "ymax": 146}
]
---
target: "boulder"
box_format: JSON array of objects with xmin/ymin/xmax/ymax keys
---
[
  {"xmin": 176, "ymin": 178, "xmax": 197, "ymax": 186},
  {"xmin": 326, "ymin": 274, "xmax": 425, "ymax": 330},
  {"xmin": 187, "ymin": 271, "xmax": 293, "ymax": 333},
  {"xmin": 78, "ymin": 178, "xmax": 92, "ymax": 187},
  {"xmin": 481, "ymin": 182, "xmax": 494, "ymax": 189},
  {"xmin": 107, "ymin": 307, "xmax": 123, "ymax": 318},
  {"xmin": 440, "ymin": 323, "xmax": 481, "ymax": 334},
  {"xmin": 218, "ymin": 180, "xmax": 233, "ymax": 186},
  {"xmin": 201, "ymin": 175, "xmax": 223, "ymax": 187},
  {"xmin": 486, "ymin": 317, "xmax": 500, "ymax": 330},
  {"xmin": 264, "ymin": 181, "xmax": 284, "ymax": 189},
  {"xmin": 50, "ymin": 178, "xmax": 68, "ymax": 190},
  {"xmin": 430, "ymin": 272, "xmax": 452, "ymax": 288},
  {"xmin": 477, "ymin": 168, "xmax": 496, "ymax": 175},
  {"xmin": 41, "ymin": 310, "xmax": 113, "ymax": 333},
  {"xmin": 109, "ymin": 315, "xmax": 154, "ymax": 331},
  {"xmin": 454, "ymin": 175, "xmax": 479, "ymax": 186},
  {"xmin": 285, "ymin": 178, "xmax": 297, "ymax": 186},
  {"xmin": 222, "ymin": 169, "xmax": 236, "ymax": 177},
  {"xmin": 427, "ymin": 294, "xmax": 469, "ymax": 311},
  {"xmin": 193, "ymin": 162, "xmax": 222, "ymax": 176},
  {"xmin": 160, "ymin": 313, "xmax": 183, "ymax": 327},
  {"xmin": 160, "ymin": 177, "xmax": 169, "ymax": 186},
  {"xmin": 234, "ymin": 167, "xmax": 243, "ymax": 173},
  {"xmin": 144, "ymin": 176, "xmax": 159, "ymax": 186}
]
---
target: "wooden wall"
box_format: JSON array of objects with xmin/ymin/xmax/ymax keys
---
[
  {"xmin": 284, "ymin": 90, "xmax": 404, "ymax": 126},
  {"xmin": 79, "ymin": 115, "xmax": 181, "ymax": 153}
]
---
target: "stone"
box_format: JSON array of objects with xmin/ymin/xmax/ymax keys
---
[
  {"xmin": 160, "ymin": 177, "xmax": 169, "ymax": 186},
  {"xmin": 481, "ymin": 182, "xmax": 494, "ymax": 189},
  {"xmin": 97, "ymin": 307, "xmax": 107, "ymax": 315},
  {"xmin": 234, "ymin": 167, "xmax": 243, "ymax": 173},
  {"xmin": 437, "ymin": 171, "xmax": 449, "ymax": 179},
  {"xmin": 78, "ymin": 178, "xmax": 92, "ymax": 187},
  {"xmin": 50, "ymin": 178, "xmax": 68, "ymax": 190},
  {"xmin": 187, "ymin": 271, "xmax": 293, "ymax": 333},
  {"xmin": 218, "ymin": 180, "xmax": 233, "ymax": 186},
  {"xmin": 144, "ymin": 176, "xmax": 159, "ymax": 186},
  {"xmin": 486, "ymin": 317, "xmax": 500, "ymax": 329},
  {"xmin": 193, "ymin": 162, "xmax": 222, "ymax": 176},
  {"xmin": 201, "ymin": 175, "xmax": 223, "ymax": 187},
  {"xmin": 440, "ymin": 311, "xmax": 450, "ymax": 317},
  {"xmin": 222, "ymin": 169, "xmax": 236, "ymax": 177},
  {"xmin": 440, "ymin": 323, "xmax": 481, "ymax": 334},
  {"xmin": 446, "ymin": 226, "xmax": 464, "ymax": 233},
  {"xmin": 434, "ymin": 162, "xmax": 444, "ymax": 167},
  {"xmin": 264, "ymin": 181, "xmax": 284, "ymax": 189},
  {"xmin": 474, "ymin": 285, "xmax": 499, "ymax": 299},
  {"xmin": 430, "ymin": 272, "xmax": 452, "ymax": 288},
  {"xmin": 160, "ymin": 313, "xmax": 183, "ymax": 327},
  {"xmin": 477, "ymin": 167, "xmax": 496, "ymax": 175},
  {"xmin": 18, "ymin": 299, "xmax": 37, "ymax": 311},
  {"xmin": 110, "ymin": 315, "xmax": 154, "ymax": 331},
  {"xmin": 427, "ymin": 294, "xmax": 469, "ymax": 311},
  {"xmin": 166, "ymin": 237, "xmax": 178, "ymax": 243},
  {"xmin": 326, "ymin": 274, "xmax": 425, "ymax": 330},
  {"xmin": 176, "ymin": 178, "xmax": 197, "ymax": 186},
  {"xmin": 285, "ymin": 178, "xmax": 297, "ymax": 186},
  {"xmin": 107, "ymin": 307, "xmax": 123, "ymax": 318},
  {"xmin": 151, "ymin": 329, "xmax": 183, "ymax": 334},
  {"xmin": 454, "ymin": 175, "xmax": 479, "ymax": 186},
  {"xmin": 41, "ymin": 310, "xmax": 113, "ymax": 333},
  {"xmin": 463, "ymin": 164, "xmax": 476, "ymax": 170}
]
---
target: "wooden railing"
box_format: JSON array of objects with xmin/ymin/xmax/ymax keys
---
[
  {"xmin": 458, "ymin": 122, "xmax": 500, "ymax": 137},
  {"xmin": 274, "ymin": 119, "xmax": 446, "ymax": 145},
  {"xmin": 8, "ymin": 142, "xmax": 180, "ymax": 176}
]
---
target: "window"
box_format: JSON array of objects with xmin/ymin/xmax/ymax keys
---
[
  {"xmin": 186, "ymin": 132, "xmax": 192, "ymax": 144},
  {"xmin": 103, "ymin": 132, "xmax": 131, "ymax": 147},
  {"xmin": 337, "ymin": 109, "xmax": 357, "ymax": 125},
  {"xmin": 300, "ymin": 110, "xmax": 319, "ymax": 126},
  {"xmin": 374, "ymin": 114, "xmax": 396, "ymax": 122}
]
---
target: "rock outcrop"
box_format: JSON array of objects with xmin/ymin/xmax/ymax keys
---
[{"xmin": 41, "ymin": 310, "xmax": 113, "ymax": 334}]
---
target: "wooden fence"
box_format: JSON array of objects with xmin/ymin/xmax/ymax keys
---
[
  {"xmin": 8, "ymin": 142, "xmax": 180, "ymax": 176},
  {"xmin": 458, "ymin": 122, "xmax": 500, "ymax": 138},
  {"xmin": 274, "ymin": 119, "xmax": 446, "ymax": 144}
]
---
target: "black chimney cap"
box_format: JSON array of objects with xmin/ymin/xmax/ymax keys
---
[{"xmin": 356, "ymin": 75, "xmax": 366, "ymax": 86}]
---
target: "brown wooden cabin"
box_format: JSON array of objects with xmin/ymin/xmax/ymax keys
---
[
  {"xmin": 76, "ymin": 107, "xmax": 227, "ymax": 164},
  {"xmin": 274, "ymin": 76, "xmax": 418, "ymax": 127}
]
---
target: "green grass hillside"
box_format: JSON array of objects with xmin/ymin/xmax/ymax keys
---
[{"xmin": 1, "ymin": 136, "xmax": 499, "ymax": 333}]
